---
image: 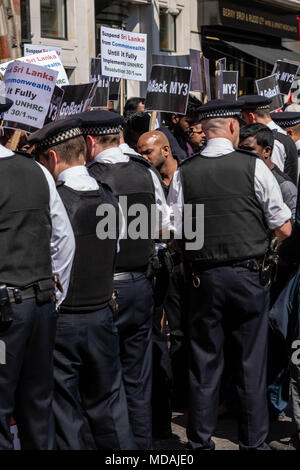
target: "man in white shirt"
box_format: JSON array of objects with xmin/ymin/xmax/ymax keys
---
[
  {"xmin": 28, "ymin": 117, "xmax": 136, "ymax": 450},
  {"xmin": 168, "ymin": 99, "xmax": 292, "ymax": 451},
  {"xmin": 0, "ymin": 98, "xmax": 75, "ymax": 450}
]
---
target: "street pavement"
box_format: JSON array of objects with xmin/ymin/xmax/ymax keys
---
[{"xmin": 153, "ymin": 411, "xmax": 296, "ymax": 450}]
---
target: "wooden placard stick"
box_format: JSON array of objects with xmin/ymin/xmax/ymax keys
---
[
  {"xmin": 149, "ymin": 111, "xmax": 157, "ymax": 131},
  {"xmin": 200, "ymin": 52, "xmax": 208, "ymax": 104},
  {"xmin": 215, "ymin": 60, "xmax": 221, "ymax": 99},
  {"xmin": 8, "ymin": 130, "xmax": 23, "ymax": 152},
  {"xmin": 120, "ymin": 78, "xmax": 124, "ymax": 116}
]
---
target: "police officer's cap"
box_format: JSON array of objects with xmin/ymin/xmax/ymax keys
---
[
  {"xmin": 198, "ymin": 99, "xmax": 244, "ymax": 121},
  {"xmin": 27, "ymin": 117, "xmax": 82, "ymax": 151},
  {"xmin": 238, "ymin": 95, "xmax": 272, "ymax": 111},
  {"xmin": 0, "ymin": 97, "xmax": 13, "ymax": 114},
  {"xmin": 75, "ymin": 110, "xmax": 124, "ymax": 136},
  {"xmin": 270, "ymin": 111, "xmax": 300, "ymax": 128}
]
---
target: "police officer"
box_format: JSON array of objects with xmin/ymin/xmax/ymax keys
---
[
  {"xmin": 0, "ymin": 98, "xmax": 75, "ymax": 450},
  {"xmin": 240, "ymin": 95, "xmax": 298, "ymax": 184},
  {"xmin": 168, "ymin": 99, "xmax": 292, "ymax": 450},
  {"xmin": 76, "ymin": 110, "xmax": 169, "ymax": 450},
  {"xmin": 270, "ymin": 112, "xmax": 300, "ymax": 181},
  {"xmin": 28, "ymin": 118, "xmax": 137, "ymax": 450}
]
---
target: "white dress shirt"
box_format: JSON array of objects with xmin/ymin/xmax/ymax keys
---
[
  {"xmin": 0, "ymin": 145, "xmax": 75, "ymax": 306},
  {"xmin": 57, "ymin": 164, "xmax": 125, "ymax": 251},
  {"xmin": 88, "ymin": 146, "xmax": 170, "ymax": 236},
  {"xmin": 167, "ymin": 137, "xmax": 292, "ymax": 235},
  {"xmin": 267, "ymin": 120, "xmax": 287, "ymax": 172}
]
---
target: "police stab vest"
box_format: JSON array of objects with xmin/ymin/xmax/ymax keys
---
[
  {"xmin": 0, "ymin": 153, "xmax": 52, "ymax": 286},
  {"xmin": 180, "ymin": 150, "xmax": 269, "ymax": 264},
  {"xmin": 89, "ymin": 156, "xmax": 156, "ymax": 272},
  {"xmin": 57, "ymin": 184, "xmax": 119, "ymax": 312},
  {"xmin": 272, "ymin": 130, "xmax": 298, "ymax": 185}
]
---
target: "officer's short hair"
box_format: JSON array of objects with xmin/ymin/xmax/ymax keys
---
[
  {"xmin": 93, "ymin": 134, "xmax": 120, "ymax": 146},
  {"xmin": 239, "ymin": 123, "xmax": 274, "ymax": 151},
  {"xmin": 41, "ymin": 135, "xmax": 87, "ymax": 164}
]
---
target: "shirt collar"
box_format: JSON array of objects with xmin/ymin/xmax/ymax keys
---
[
  {"xmin": 0, "ymin": 144, "xmax": 14, "ymax": 158},
  {"xmin": 201, "ymin": 138, "xmax": 235, "ymax": 157},
  {"xmin": 88, "ymin": 146, "xmax": 130, "ymax": 166},
  {"xmin": 57, "ymin": 165, "xmax": 91, "ymax": 183},
  {"xmin": 267, "ymin": 120, "xmax": 287, "ymax": 135},
  {"xmin": 295, "ymin": 139, "xmax": 300, "ymax": 150}
]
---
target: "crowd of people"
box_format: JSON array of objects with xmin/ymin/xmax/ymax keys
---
[{"xmin": 0, "ymin": 89, "xmax": 300, "ymax": 451}]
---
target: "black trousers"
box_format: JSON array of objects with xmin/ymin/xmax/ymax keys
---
[
  {"xmin": 187, "ymin": 266, "xmax": 270, "ymax": 450},
  {"xmin": 53, "ymin": 306, "xmax": 136, "ymax": 450},
  {"xmin": 0, "ymin": 299, "xmax": 56, "ymax": 450},
  {"xmin": 114, "ymin": 273, "xmax": 153, "ymax": 450}
]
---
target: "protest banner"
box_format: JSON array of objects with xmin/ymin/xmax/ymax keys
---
[
  {"xmin": 200, "ymin": 53, "xmax": 211, "ymax": 103},
  {"xmin": 101, "ymin": 26, "xmax": 147, "ymax": 82},
  {"xmin": 2, "ymin": 61, "xmax": 58, "ymax": 134},
  {"xmin": 189, "ymin": 50, "xmax": 203, "ymax": 92},
  {"xmin": 58, "ymin": 82, "xmax": 98, "ymax": 120},
  {"xmin": 152, "ymin": 54, "xmax": 190, "ymax": 68},
  {"xmin": 216, "ymin": 70, "xmax": 239, "ymax": 100},
  {"xmin": 24, "ymin": 44, "xmax": 62, "ymax": 59},
  {"xmin": 90, "ymin": 57, "xmax": 120, "ymax": 101},
  {"xmin": 272, "ymin": 60, "xmax": 300, "ymax": 96},
  {"xmin": 145, "ymin": 65, "xmax": 191, "ymax": 114},
  {"xmin": 0, "ymin": 51, "xmax": 69, "ymax": 88},
  {"xmin": 256, "ymin": 74, "xmax": 283, "ymax": 112},
  {"xmin": 90, "ymin": 58, "xmax": 109, "ymax": 108},
  {"xmin": 44, "ymin": 86, "xmax": 65, "ymax": 125}
]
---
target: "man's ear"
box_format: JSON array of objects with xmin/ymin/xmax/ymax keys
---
[
  {"xmin": 85, "ymin": 135, "xmax": 95, "ymax": 156},
  {"xmin": 263, "ymin": 145, "xmax": 272, "ymax": 159},
  {"xmin": 48, "ymin": 149, "xmax": 59, "ymax": 173},
  {"xmin": 286, "ymin": 128, "xmax": 294, "ymax": 138},
  {"xmin": 161, "ymin": 145, "xmax": 170, "ymax": 158},
  {"xmin": 171, "ymin": 114, "xmax": 180, "ymax": 124},
  {"xmin": 248, "ymin": 112, "xmax": 256, "ymax": 124}
]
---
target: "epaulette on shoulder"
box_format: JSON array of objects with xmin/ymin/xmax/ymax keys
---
[
  {"xmin": 179, "ymin": 152, "xmax": 201, "ymax": 166},
  {"xmin": 129, "ymin": 154, "xmax": 152, "ymax": 168},
  {"xmin": 56, "ymin": 180, "xmax": 65, "ymax": 188}
]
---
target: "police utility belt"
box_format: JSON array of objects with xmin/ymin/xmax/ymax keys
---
[
  {"xmin": 190, "ymin": 253, "xmax": 278, "ymax": 288},
  {"xmin": 0, "ymin": 279, "xmax": 55, "ymax": 323}
]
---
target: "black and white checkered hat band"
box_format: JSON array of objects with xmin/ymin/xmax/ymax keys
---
[
  {"xmin": 199, "ymin": 109, "xmax": 241, "ymax": 120},
  {"xmin": 38, "ymin": 127, "xmax": 83, "ymax": 150},
  {"xmin": 244, "ymin": 104, "xmax": 270, "ymax": 110},
  {"xmin": 275, "ymin": 118, "xmax": 300, "ymax": 128},
  {"xmin": 81, "ymin": 124, "xmax": 122, "ymax": 136}
]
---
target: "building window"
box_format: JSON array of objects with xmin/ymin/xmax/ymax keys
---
[
  {"xmin": 159, "ymin": 9, "xmax": 176, "ymax": 52},
  {"xmin": 41, "ymin": 0, "xmax": 67, "ymax": 39}
]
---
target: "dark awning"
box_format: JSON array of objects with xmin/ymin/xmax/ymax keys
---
[{"xmin": 224, "ymin": 41, "xmax": 300, "ymax": 66}]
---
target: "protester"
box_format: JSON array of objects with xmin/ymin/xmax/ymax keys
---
[
  {"xmin": 124, "ymin": 97, "xmax": 145, "ymax": 117},
  {"xmin": 271, "ymin": 112, "xmax": 300, "ymax": 181},
  {"xmin": 187, "ymin": 122, "xmax": 206, "ymax": 153}
]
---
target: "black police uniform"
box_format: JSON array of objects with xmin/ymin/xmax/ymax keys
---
[
  {"xmin": 28, "ymin": 119, "xmax": 137, "ymax": 450},
  {"xmin": 0, "ymin": 148, "xmax": 57, "ymax": 450},
  {"xmin": 174, "ymin": 100, "xmax": 274, "ymax": 450},
  {"xmin": 76, "ymin": 110, "xmax": 156, "ymax": 449}
]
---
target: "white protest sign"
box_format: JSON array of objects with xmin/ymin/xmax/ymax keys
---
[
  {"xmin": 0, "ymin": 51, "xmax": 68, "ymax": 88},
  {"xmin": 24, "ymin": 44, "xmax": 62, "ymax": 59},
  {"xmin": 101, "ymin": 26, "xmax": 147, "ymax": 82},
  {"xmin": 2, "ymin": 61, "xmax": 58, "ymax": 133}
]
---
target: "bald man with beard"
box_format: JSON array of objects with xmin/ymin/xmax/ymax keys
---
[{"xmin": 138, "ymin": 131, "xmax": 179, "ymax": 193}]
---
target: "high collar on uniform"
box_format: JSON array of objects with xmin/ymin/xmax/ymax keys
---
[
  {"xmin": 57, "ymin": 165, "xmax": 99, "ymax": 191},
  {"xmin": 88, "ymin": 146, "xmax": 130, "ymax": 166},
  {"xmin": 200, "ymin": 137, "xmax": 235, "ymax": 157}
]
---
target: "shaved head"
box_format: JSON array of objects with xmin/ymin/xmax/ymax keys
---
[
  {"xmin": 137, "ymin": 130, "xmax": 175, "ymax": 173},
  {"xmin": 138, "ymin": 131, "xmax": 170, "ymax": 148}
]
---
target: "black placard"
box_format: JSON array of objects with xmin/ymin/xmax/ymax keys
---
[
  {"xmin": 44, "ymin": 86, "xmax": 65, "ymax": 124},
  {"xmin": 256, "ymin": 74, "xmax": 284, "ymax": 112},
  {"xmin": 90, "ymin": 57, "xmax": 120, "ymax": 101},
  {"xmin": 189, "ymin": 49, "xmax": 203, "ymax": 92},
  {"xmin": 58, "ymin": 83, "xmax": 98, "ymax": 120},
  {"xmin": 216, "ymin": 70, "xmax": 238, "ymax": 100},
  {"xmin": 272, "ymin": 60, "xmax": 300, "ymax": 96},
  {"xmin": 145, "ymin": 65, "xmax": 191, "ymax": 114},
  {"xmin": 218, "ymin": 57, "xmax": 227, "ymax": 71}
]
